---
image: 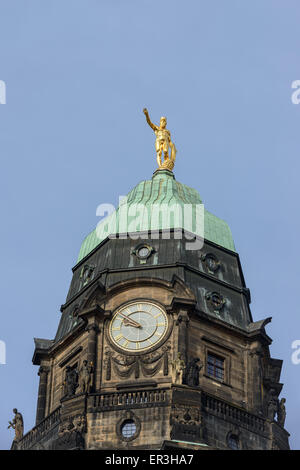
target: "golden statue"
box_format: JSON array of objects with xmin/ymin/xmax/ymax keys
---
[{"xmin": 143, "ymin": 108, "xmax": 177, "ymax": 171}]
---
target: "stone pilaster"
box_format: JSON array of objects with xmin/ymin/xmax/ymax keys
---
[
  {"xmin": 249, "ymin": 348, "xmax": 264, "ymax": 413},
  {"xmin": 36, "ymin": 365, "xmax": 50, "ymax": 425},
  {"xmin": 79, "ymin": 305, "xmax": 103, "ymax": 392},
  {"xmin": 175, "ymin": 310, "xmax": 190, "ymax": 365},
  {"xmin": 85, "ymin": 323, "xmax": 100, "ymax": 391}
]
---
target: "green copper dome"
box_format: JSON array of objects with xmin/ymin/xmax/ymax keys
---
[{"xmin": 77, "ymin": 170, "xmax": 235, "ymax": 263}]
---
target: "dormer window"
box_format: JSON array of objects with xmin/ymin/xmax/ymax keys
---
[{"xmin": 79, "ymin": 264, "xmax": 95, "ymax": 290}]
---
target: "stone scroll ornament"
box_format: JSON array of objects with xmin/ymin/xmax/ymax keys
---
[
  {"xmin": 143, "ymin": 108, "xmax": 177, "ymax": 171},
  {"xmin": 105, "ymin": 345, "xmax": 170, "ymax": 380}
]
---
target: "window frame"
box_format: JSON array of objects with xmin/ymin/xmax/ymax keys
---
[
  {"xmin": 203, "ymin": 345, "xmax": 231, "ymax": 386},
  {"xmin": 206, "ymin": 352, "xmax": 225, "ymax": 381}
]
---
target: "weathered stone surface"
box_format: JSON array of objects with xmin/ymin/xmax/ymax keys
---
[{"xmin": 16, "ymin": 235, "xmax": 289, "ymax": 450}]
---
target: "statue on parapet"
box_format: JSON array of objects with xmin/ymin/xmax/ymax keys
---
[{"xmin": 8, "ymin": 408, "xmax": 24, "ymax": 442}]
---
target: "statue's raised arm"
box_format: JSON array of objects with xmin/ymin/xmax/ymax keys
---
[{"xmin": 143, "ymin": 108, "xmax": 158, "ymax": 132}]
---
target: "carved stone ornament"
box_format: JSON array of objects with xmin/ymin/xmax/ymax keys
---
[
  {"xmin": 170, "ymin": 405, "xmax": 203, "ymax": 443},
  {"xmin": 170, "ymin": 405, "xmax": 201, "ymax": 426},
  {"xmin": 205, "ymin": 291, "xmax": 226, "ymax": 312},
  {"xmin": 201, "ymin": 253, "xmax": 221, "ymax": 274},
  {"xmin": 54, "ymin": 415, "xmax": 86, "ymax": 450},
  {"xmin": 105, "ymin": 344, "xmax": 171, "ymax": 380}
]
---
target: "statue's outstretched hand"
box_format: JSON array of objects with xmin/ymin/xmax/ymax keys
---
[{"xmin": 143, "ymin": 108, "xmax": 148, "ymax": 115}]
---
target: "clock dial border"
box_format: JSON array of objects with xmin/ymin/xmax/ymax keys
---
[{"xmin": 107, "ymin": 300, "xmax": 172, "ymax": 355}]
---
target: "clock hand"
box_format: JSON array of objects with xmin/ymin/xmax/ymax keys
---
[
  {"xmin": 119, "ymin": 312, "xmax": 142, "ymax": 328},
  {"xmin": 123, "ymin": 319, "xmax": 142, "ymax": 328}
]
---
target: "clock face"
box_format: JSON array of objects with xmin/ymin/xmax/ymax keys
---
[{"xmin": 109, "ymin": 301, "xmax": 168, "ymax": 352}]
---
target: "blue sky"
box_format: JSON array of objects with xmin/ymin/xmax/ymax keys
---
[{"xmin": 1, "ymin": 0, "xmax": 300, "ymax": 449}]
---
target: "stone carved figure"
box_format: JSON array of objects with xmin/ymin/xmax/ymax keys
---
[
  {"xmin": 277, "ymin": 398, "xmax": 286, "ymax": 427},
  {"xmin": 8, "ymin": 408, "xmax": 24, "ymax": 441},
  {"xmin": 143, "ymin": 108, "xmax": 177, "ymax": 170},
  {"xmin": 267, "ymin": 395, "xmax": 278, "ymax": 421},
  {"xmin": 184, "ymin": 358, "xmax": 203, "ymax": 387},
  {"xmin": 65, "ymin": 366, "xmax": 78, "ymax": 397},
  {"xmin": 171, "ymin": 352, "xmax": 185, "ymax": 384},
  {"xmin": 56, "ymin": 415, "xmax": 86, "ymax": 450},
  {"xmin": 73, "ymin": 414, "xmax": 86, "ymax": 433},
  {"xmin": 58, "ymin": 420, "xmax": 74, "ymax": 438},
  {"xmin": 79, "ymin": 360, "xmax": 93, "ymax": 394}
]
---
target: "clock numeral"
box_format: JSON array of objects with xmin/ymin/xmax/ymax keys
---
[
  {"xmin": 123, "ymin": 340, "xmax": 129, "ymax": 348},
  {"xmin": 136, "ymin": 343, "xmax": 140, "ymax": 350},
  {"xmin": 154, "ymin": 313, "xmax": 162, "ymax": 319},
  {"xmin": 157, "ymin": 322, "xmax": 165, "ymax": 327},
  {"xmin": 114, "ymin": 334, "xmax": 123, "ymax": 342},
  {"xmin": 112, "ymin": 327, "xmax": 121, "ymax": 331}
]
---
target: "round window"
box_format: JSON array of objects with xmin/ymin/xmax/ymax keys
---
[
  {"xmin": 121, "ymin": 419, "xmax": 137, "ymax": 439},
  {"xmin": 137, "ymin": 246, "xmax": 150, "ymax": 258}
]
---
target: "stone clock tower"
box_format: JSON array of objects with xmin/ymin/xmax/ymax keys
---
[{"xmin": 11, "ymin": 114, "xmax": 290, "ymax": 450}]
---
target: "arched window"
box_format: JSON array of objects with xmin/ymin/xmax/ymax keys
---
[{"xmin": 228, "ymin": 434, "xmax": 239, "ymax": 450}]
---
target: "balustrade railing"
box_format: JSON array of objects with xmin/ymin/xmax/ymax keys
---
[
  {"xmin": 17, "ymin": 406, "xmax": 61, "ymax": 450},
  {"xmin": 203, "ymin": 393, "xmax": 265, "ymax": 433},
  {"xmin": 15, "ymin": 387, "xmax": 267, "ymax": 449},
  {"xmin": 89, "ymin": 388, "xmax": 170, "ymax": 411}
]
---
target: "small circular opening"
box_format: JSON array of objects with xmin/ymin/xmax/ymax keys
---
[{"xmin": 121, "ymin": 419, "xmax": 137, "ymax": 439}]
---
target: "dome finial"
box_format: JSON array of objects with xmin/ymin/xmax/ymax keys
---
[{"xmin": 143, "ymin": 107, "xmax": 177, "ymax": 171}]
